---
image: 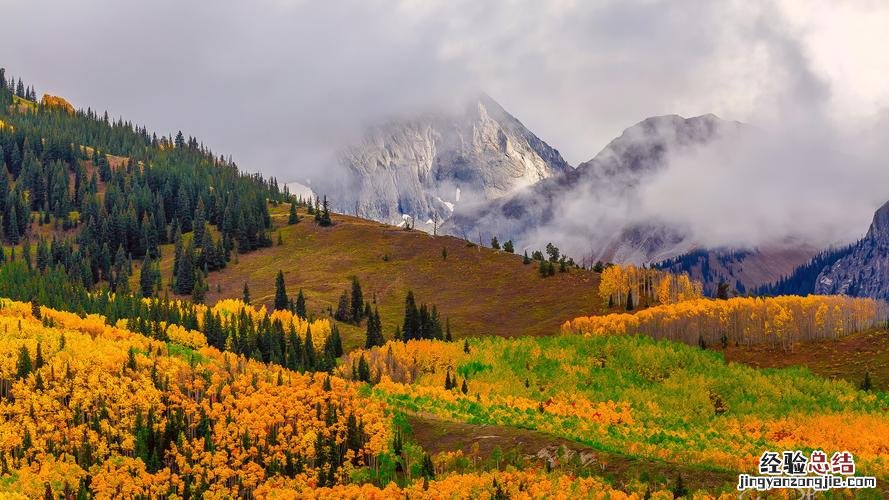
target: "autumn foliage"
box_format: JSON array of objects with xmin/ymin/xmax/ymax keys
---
[
  {"xmin": 564, "ymin": 294, "xmax": 888, "ymax": 348},
  {"xmin": 345, "ymin": 335, "xmax": 889, "ymax": 480},
  {"xmin": 0, "ymin": 298, "xmax": 387, "ymax": 498},
  {"xmin": 598, "ymin": 264, "xmax": 703, "ymax": 309},
  {"xmin": 40, "ymin": 94, "xmax": 75, "ymax": 115}
]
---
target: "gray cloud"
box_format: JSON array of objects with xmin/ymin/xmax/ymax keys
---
[{"xmin": 3, "ymin": 0, "xmax": 889, "ymax": 253}]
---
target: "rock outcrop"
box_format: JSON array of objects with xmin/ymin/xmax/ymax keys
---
[{"xmin": 815, "ymin": 201, "xmax": 889, "ymax": 299}]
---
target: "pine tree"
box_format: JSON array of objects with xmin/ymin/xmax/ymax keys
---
[
  {"xmin": 330, "ymin": 324, "xmax": 343, "ymax": 358},
  {"xmin": 491, "ymin": 236, "xmax": 500, "ymax": 250},
  {"xmin": 319, "ymin": 196, "xmax": 332, "ymax": 226},
  {"xmin": 174, "ymin": 238, "xmax": 195, "ymax": 295},
  {"xmin": 350, "ymin": 277, "xmax": 364, "ymax": 323},
  {"xmin": 288, "ymin": 202, "xmax": 299, "ymax": 224},
  {"xmin": 139, "ymin": 256, "xmax": 158, "ymax": 297},
  {"xmin": 523, "ymin": 250, "xmax": 531, "ymax": 264},
  {"xmin": 192, "ymin": 270, "xmax": 206, "ymax": 303},
  {"xmin": 335, "ymin": 290, "xmax": 351, "ymax": 322},
  {"xmin": 274, "ymin": 270, "xmax": 288, "ymax": 310},
  {"xmin": 16, "ymin": 346, "xmax": 32, "ymax": 379},
  {"xmin": 357, "ymin": 354, "xmax": 371, "ymax": 383},
  {"xmin": 365, "ymin": 307, "xmax": 385, "ymax": 348},
  {"xmin": 503, "ymin": 240, "xmax": 514, "ymax": 253},
  {"xmin": 402, "ymin": 291, "xmax": 419, "ymax": 341},
  {"xmin": 193, "ymin": 197, "xmax": 206, "ymax": 244},
  {"xmin": 242, "ymin": 283, "xmax": 251, "ymax": 304},
  {"xmin": 295, "ymin": 289, "xmax": 306, "ymax": 319}
]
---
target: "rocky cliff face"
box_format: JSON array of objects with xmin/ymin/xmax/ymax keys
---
[
  {"xmin": 326, "ymin": 94, "xmax": 570, "ymax": 228},
  {"xmin": 444, "ymin": 113, "xmax": 741, "ymax": 261},
  {"xmin": 815, "ymin": 201, "xmax": 889, "ymax": 299}
]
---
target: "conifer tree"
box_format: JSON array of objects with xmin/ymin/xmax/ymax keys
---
[
  {"xmin": 347, "ymin": 278, "xmax": 363, "ymax": 322},
  {"xmin": 15, "ymin": 346, "xmax": 31, "ymax": 379},
  {"xmin": 402, "ymin": 291, "xmax": 419, "ymax": 341},
  {"xmin": 139, "ymin": 256, "xmax": 159, "ymax": 298},
  {"xmin": 357, "ymin": 354, "xmax": 371, "ymax": 383},
  {"xmin": 295, "ymin": 289, "xmax": 306, "ymax": 319},
  {"xmin": 274, "ymin": 270, "xmax": 288, "ymax": 310},
  {"xmin": 319, "ymin": 196, "xmax": 332, "ymax": 226},
  {"xmin": 335, "ymin": 290, "xmax": 351, "ymax": 322},
  {"xmin": 288, "ymin": 201, "xmax": 299, "ymax": 224},
  {"xmin": 330, "ymin": 324, "xmax": 343, "ymax": 358},
  {"xmin": 242, "ymin": 283, "xmax": 251, "ymax": 304}
]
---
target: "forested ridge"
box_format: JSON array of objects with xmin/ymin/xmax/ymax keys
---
[{"xmin": 0, "ymin": 67, "xmax": 286, "ymax": 296}]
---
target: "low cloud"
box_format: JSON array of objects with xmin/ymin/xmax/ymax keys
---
[{"xmin": 3, "ymin": 0, "xmax": 889, "ymax": 256}]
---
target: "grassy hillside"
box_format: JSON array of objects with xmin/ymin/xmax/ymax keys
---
[
  {"xmin": 725, "ymin": 328, "xmax": 889, "ymax": 391},
  {"xmin": 342, "ymin": 335, "xmax": 889, "ymax": 493},
  {"xmin": 156, "ymin": 204, "xmax": 602, "ymax": 351}
]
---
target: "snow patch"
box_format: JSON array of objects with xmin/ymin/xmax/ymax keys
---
[
  {"xmin": 285, "ymin": 181, "xmax": 315, "ymax": 200},
  {"xmin": 436, "ymin": 196, "xmax": 455, "ymax": 212}
]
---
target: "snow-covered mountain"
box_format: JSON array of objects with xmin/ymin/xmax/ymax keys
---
[
  {"xmin": 321, "ymin": 94, "xmax": 570, "ymax": 228},
  {"xmin": 444, "ymin": 113, "xmax": 742, "ymax": 262}
]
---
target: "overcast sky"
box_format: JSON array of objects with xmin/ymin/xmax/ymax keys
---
[{"xmin": 4, "ymin": 0, "xmax": 889, "ymax": 247}]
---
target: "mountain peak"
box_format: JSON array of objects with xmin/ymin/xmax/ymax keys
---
[
  {"xmin": 866, "ymin": 200, "xmax": 889, "ymax": 244},
  {"xmin": 323, "ymin": 94, "xmax": 570, "ymax": 228}
]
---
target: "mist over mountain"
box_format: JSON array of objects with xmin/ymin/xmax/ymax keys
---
[
  {"xmin": 316, "ymin": 94, "xmax": 570, "ymax": 229},
  {"xmin": 443, "ymin": 113, "xmax": 743, "ymax": 262}
]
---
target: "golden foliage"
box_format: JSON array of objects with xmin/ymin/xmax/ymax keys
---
[
  {"xmin": 40, "ymin": 94, "xmax": 75, "ymax": 115},
  {"xmin": 260, "ymin": 468, "xmax": 675, "ymax": 498},
  {"xmin": 563, "ymin": 295, "xmax": 887, "ymax": 347},
  {"xmin": 598, "ymin": 264, "xmax": 703, "ymax": 308},
  {"xmin": 0, "ymin": 298, "xmax": 388, "ymax": 498}
]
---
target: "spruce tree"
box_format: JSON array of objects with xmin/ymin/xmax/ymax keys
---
[
  {"xmin": 319, "ymin": 196, "xmax": 332, "ymax": 226},
  {"xmin": 357, "ymin": 354, "xmax": 371, "ymax": 383},
  {"xmin": 288, "ymin": 202, "xmax": 299, "ymax": 224},
  {"xmin": 15, "ymin": 346, "xmax": 31, "ymax": 379},
  {"xmin": 139, "ymin": 256, "xmax": 158, "ymax": 297},
  {"xmin": 329, "ymin": 324, "xmax": 343, "ymax": 357},
  {"xmin": 274, "ymin": 270, "xmax": 288, "ymax": 310},
  {"xmin": 350, "ymin": 277, "xmax": 364, "ymax": 322},
  {"xmin": 242, "ymin": 283, "xmax": 251, "ymax": 304},
  {"xmin": 402, "ymin": 291, "xmax": 419, "ymax": 341},
  {"xmin": 295, "ymin": 289, "xmax": 306, "ymax": 319},
  {"xmin": 335, "ymin": 290, "xmax": 351, "ymax": 322}
]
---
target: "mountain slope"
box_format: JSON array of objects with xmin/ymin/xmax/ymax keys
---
[
  {"xmin": 815, "ymin": 200, "xmax": 889, "ymax": 299},
  {"xmin": 323, "ymin": 94, "xmax": 571, "ymax": 228},
  {"xmin": 656, "ymin": 246, "xmax": 817, "ymax": 296},
  {"xmin": 154, "ymin": 204, "xmax": 603, "ymax": 350},
  {"xmin": 443, "ymin": 113, "xmax": 742, "ymax": 261}
]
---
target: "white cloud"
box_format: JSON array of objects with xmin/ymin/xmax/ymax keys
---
[{"xmin": 3, "ymin": 0, "xmax": 889, "ymax": 254}]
